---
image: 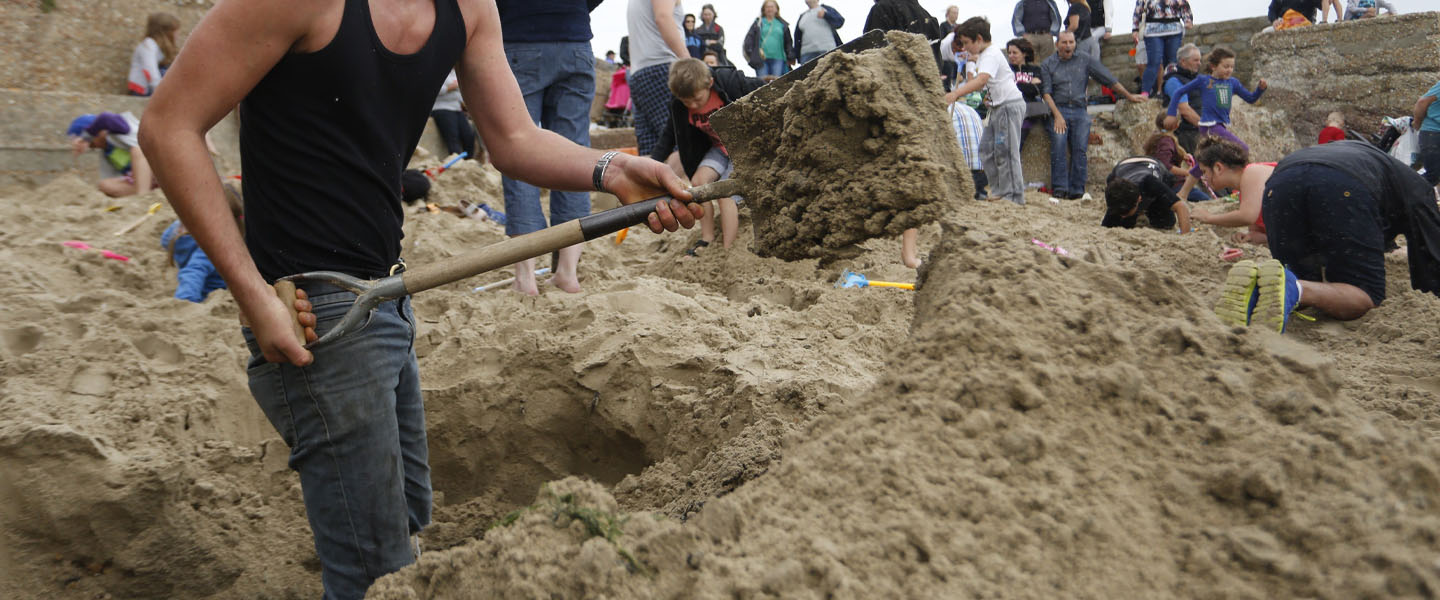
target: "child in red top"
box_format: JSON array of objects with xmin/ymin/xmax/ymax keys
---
[
  {"xmin": 652, "ymin": 58, "xmax": 765, "ymax": 253},
  {"xmin": 1318, "ymin": 111, "xmax": 1346, "ymax": 144}
]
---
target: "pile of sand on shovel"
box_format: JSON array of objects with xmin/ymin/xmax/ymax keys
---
[{"xmin": 716, "ymin": 31, "xmax": 968, "ymax": 261}]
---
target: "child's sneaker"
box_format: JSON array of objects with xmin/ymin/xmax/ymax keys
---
[
  {"xmin": 1214, "ymin": 259, "xmax": 1260, "ymax": 327},
  {"xmin": 1252, "ymin": 259, "xmax": 1302, "ymax": 333}
]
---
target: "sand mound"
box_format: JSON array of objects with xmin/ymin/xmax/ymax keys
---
[
  {"xmin": 370, "ymin": 193, "xmax": 1440, "ymax": 598},
  {"xmin": 717, "ymin": 32, "xmax": 964, "ymax": 261},
  {"xmin": 3, "ymin": 61, "xmax": 1439, "ymax": 600}
]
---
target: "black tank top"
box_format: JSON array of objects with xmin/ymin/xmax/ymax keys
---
[{"xmin": 240, "ymin": 0, "xmax": 465, "ymax": 281}]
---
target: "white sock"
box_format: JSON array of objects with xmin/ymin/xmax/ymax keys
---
[{"xmin": 1293, "ymin": 279, "xmax": 1303, "ymax": 304}]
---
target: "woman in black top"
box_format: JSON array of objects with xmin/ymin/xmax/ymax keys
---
[
  {"xmin": 695, "ymin": 4, "xmax": 729, "ymax": 65},
  {"xmin": 1066, "ymin": 0, "xmax": 1099, "ymax": 57},
  {"xmin": 1007, "ymin": 38, "xmax": 1047, "ymax": 150}
]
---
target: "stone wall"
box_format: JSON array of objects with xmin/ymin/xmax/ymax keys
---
[
  {"xmin": 0, "ymin": 0, "xmax": 212, "ymax": 93},
  {"xmin": 1251, "ymin": 12, "xmax": 1440, "ymax": 145},
  {"xmin": 1098, "ymin": 17, "xmax": 1270, "ymax": 94}
]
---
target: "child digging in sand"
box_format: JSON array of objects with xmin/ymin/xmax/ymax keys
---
[
  {"xmin": 162, "ymin": 183, "xmax": 243, "ymax": 302},
  {"xmin": 651, "ymin": 58, "xmax": 765, "ymax": 256},
  {"xmin": 68, "ymin": 111, "xmax": 155, "ymax": 198}
]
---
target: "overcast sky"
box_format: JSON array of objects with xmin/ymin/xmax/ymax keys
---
[{"xmin": 588, "ymin": 0, "xmax": 1432, "ymax": 67}]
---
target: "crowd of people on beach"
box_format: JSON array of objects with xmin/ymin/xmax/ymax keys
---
[{"xmin": 49, "ymin": 1, "xmax": 1440, "ymax": 598}]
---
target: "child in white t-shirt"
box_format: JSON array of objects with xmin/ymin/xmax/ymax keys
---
[
  {"xmin": 945, "ymin": 17, "xmax": 1027, "ymax": 205},
  {"xmin": 127, "ymin": 13, "xmax": 179, "ymax": 96}
]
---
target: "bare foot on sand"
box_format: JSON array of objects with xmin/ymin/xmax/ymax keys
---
[{"xmin": 550, "ymin": 272, "xmax": 582, "ymax": 293}]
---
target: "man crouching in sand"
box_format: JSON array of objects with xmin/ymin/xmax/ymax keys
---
[{"xmin": 138, "ymin": 0, "xmax": 703, "ymax": 597}]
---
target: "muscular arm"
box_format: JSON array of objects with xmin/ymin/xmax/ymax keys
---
[
  {"xmin": 653, "ymin": 0, "xmax": 688, "ymax": 59},
  {"xmin": 139, "ymin": 0, "xmax": 322, "ymax": 366},
  {"xmin": 454, "ymin": 0, "xmax": 697, "ymax": 224},
  {"xmin": 1416, "ymin": 94, "xmax": 1436, "ymax": 129}
]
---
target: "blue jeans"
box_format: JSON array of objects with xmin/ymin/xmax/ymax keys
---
[
  {"xmin": 1175, "ymin": 182, "xmax": 1211, "ymax": 203},
  {"xmin": 1420, "ymin": 130, "xmax": 1440, "ymax": 186},
  {"xmin": 1142, "ymin": 33, "xmax": 1183, "ymax": 95},
  {"xmin": 502, "ymin": 41, "xmax": 595, "ymax": 236},
  {"xmin": 1049, "ymin": 106, "xmax": 1091, "ymax": 197},
  {"xmin": 800, "ymin": 51, "xmax": 825, "ymax": 65},
  {"xmin": 244, "ymin": 290, "xmax": 428, "ymax": 600},
  {"xmin": 757, "ymin": 58, "xmax": 789, "ymax": 77}
]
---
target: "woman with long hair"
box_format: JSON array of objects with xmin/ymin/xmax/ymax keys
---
[
  {"xmin": 694, "ymin": 4, "xmax": 728, "ymax": 65},
  {"xmin": 127, "ymin": 12, "xmax": 180, "ymax": 96},
  {"xmin": 743, "ymin": 0, "xmax": 795, "ymax": 79},
  {"xmin": 1006, "ymin": 38, "xmax": 1046, "ymax": 150}
]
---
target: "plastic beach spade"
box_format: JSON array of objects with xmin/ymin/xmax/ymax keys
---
[
  {"xmin": 834, "ymin": 270, "xmax": 914, "ymax": 291},
  {"xmin": 274, "ymin": 31, "xmax": 894, "ymax": 350}
]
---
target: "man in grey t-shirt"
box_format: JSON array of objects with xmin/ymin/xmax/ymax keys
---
[{"xmin": 794, "ymin": 0, "xmax": 845, "ymax": 65}]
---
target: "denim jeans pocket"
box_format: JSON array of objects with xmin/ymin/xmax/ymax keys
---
[
  {"xmin": 310, "ymin": 292, "xmax": 371, "ymax": 341},
  {"xmin": 507, "ymin": 47, "xmax": 545, "ymax": 83}
]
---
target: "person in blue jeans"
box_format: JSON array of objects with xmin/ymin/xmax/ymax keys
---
[
  {"xmin": 1131, "ymin": 0, "xmax": 1192, "ymax": 96},
  {"xmin": 138, "ymin": 0, "xmax": 704, "ymax": 596},
  {"xmin": 743, "ymin": 0, "xmax": 795, "ymax": 78},
  {"xmin": 162, "ymin": 183, "xmax": 244, "ymax": 302},
  {"xmin": 793, "ymin": 0, "xmax": 844, "ymax": 65},
  {"xmin": 498, "ymin": 0, "xmax": 602, "ymax": 295},
  {"xmin": 1040, "ymin": 31, "xmax": 1142, "ymax": 201},
  {"xmin": 1415, "ymin": 78, "xmax": 1440, "ymax": 187}
]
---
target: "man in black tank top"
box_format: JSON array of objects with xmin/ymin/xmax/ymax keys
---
[{"xmin": 137, "ymin": 1, "xmax": 703, "ymax": 597}]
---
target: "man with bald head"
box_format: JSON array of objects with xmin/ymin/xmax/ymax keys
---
[
  {"xmin": 1162, "ymin": 43, "xmax": 1204, "ymax": 153},
  {"xmin": 1040, "ymin": 30, "xmax": 1141, "ymax": 201}
]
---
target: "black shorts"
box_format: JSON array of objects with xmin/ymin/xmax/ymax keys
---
[{"xmin": 1262, "ymin": 163, "xmax": 1388, "ymax": 305}]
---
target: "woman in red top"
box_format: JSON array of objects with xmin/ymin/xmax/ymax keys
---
[{"xmin": 1187, "ymin": 138, "xmax": 1277, "ymax": 245}]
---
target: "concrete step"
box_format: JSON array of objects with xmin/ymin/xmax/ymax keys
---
[{"xmin": 0, "ymin": 88, "xmax": 240, "ymax": 189}]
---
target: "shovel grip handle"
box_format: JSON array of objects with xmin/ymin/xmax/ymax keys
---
[
  {"xmin": 577, "ymin": 179, "xmax": 745, "ymax": 241},
  {"xmin": 272, "ymin": 280, "xmax": 308, "ymax": 346}
]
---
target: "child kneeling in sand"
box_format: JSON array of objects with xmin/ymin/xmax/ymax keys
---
[
  {"xmin": 1102, "ymin": 156, "xmax": 1192, "ymax": 232},
  {"xmin": 161, "ymin": 183, "xmax": 243, "ymax": 302},
  {"xmin": 651, "ymin": 58, "xmax": 765, "ymax": 255},
  {"xmin": 68, "ymin": 112, "xmax": 156, "ymax": 198}
]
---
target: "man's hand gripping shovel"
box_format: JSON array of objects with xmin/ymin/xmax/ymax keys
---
[{"xmin": 274, "ymin": 181, "xmax": 742, "ymax": 350}]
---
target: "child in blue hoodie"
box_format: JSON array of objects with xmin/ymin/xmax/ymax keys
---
[{"xmin": 161, "ymin": 183, "xmax": 242, "ymax": 302}]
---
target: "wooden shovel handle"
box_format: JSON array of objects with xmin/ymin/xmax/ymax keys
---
[
  {"xmin": 272, "ymin": 280, "xmax": 308, "ymax": 346},
  {"xmin": 400, "ymin": 180, "xmax": 744, "ymax": 295}
]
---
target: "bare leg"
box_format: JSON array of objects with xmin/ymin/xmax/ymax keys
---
[
  {"xmin": 551, "ymin": 245, "xmax": 583, "ymax": 293},
  {"xmin": 97, "ymin": 177, "xmax": 138, "ymax": 198},
  {"xmin": 901, "ymin": 228, "xmax": 920, "ymax": 268},
  {"xmin": 691, "ymin": 166, "xmax": 720, "ymax": 245},
  {"xmin": 666, "ymin": 151, "xmax": 685, "ymax": 179},
  {"xmin": 1298, "ymin": 280, "xmax": 1376, "ymax": 320},
  {"xmin": 513, "ymin": 257, "xmax": 539, "ymax": 296},
  {"xmin": 718, "ymin": 196, "xmax": 739, "ymax": 248},
  {"xmin": 130, "ymin": 146, "xmax": 154, "ymax": 195}
]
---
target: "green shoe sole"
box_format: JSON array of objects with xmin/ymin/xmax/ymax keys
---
[
  {"xmin": 1215, "ymin": 259, "xmax": 1259, "ymax": 327},
  {"xmin": 1253, "ymin": 259, "xmax": 1291, "ymax": 333}
]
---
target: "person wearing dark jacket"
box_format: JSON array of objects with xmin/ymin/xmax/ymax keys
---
[
  {"xmin": 1011, "ymin": 0, "xmax": 1061, "ymax": 62},
  {"xmin": 794, "ymin": 0, "xmax": 845, "ymax": 65},
  {"xmin": 695, "ymin": 4, "xmax": 729, "ymax": 65},
  {"xmin": 1215, "ymin": 141, "xmax": 1440, "ymax": 332},
  {"xmin": 864, "ymin": 0, "xmax": 944, "ymax": 73},
  {"xmin": 743, "ymin": 1, "xmax": 796, "ymax": 78},
  {"xmin": 651, "ymin": 59, "xmax": 766, "ymax": 253},
  {"xmin": 1268, "ymin": 0, "xmax": 1322, "ymax": 24}
]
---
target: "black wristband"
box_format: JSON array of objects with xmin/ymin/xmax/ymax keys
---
[{"xmin": 593, "ymin": 150, "xmax": 620, "ymax": 192}]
